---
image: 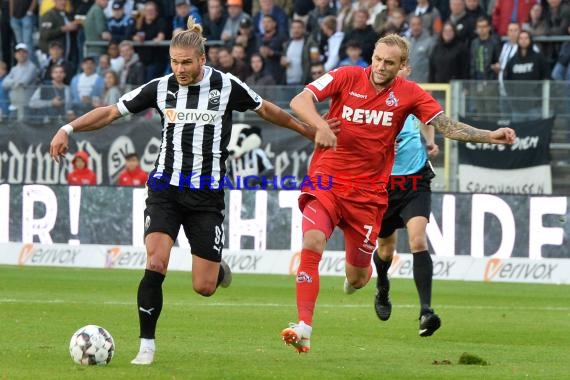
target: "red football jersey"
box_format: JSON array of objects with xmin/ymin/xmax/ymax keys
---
[{"xmin": 304, "ymin": 65, "xmax": 442, "ymax": 204}]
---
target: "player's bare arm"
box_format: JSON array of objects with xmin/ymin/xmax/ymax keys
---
[
  {"xmin": 420, "ymin": 122, "xmax": 439, "ymax": 158},
  {"xmin": 50, "ymin": 105, "xmax": 123, "ymax": 162},
  {"xmin": 430, "ymin": 114, "xmax": 516, "ymax": 144},
  {"xmin": 290, "ymin": 90, "xmax": 337, "ymax": 149}
]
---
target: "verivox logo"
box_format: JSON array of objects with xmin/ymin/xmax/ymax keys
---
[
  {"xmin": 484, "ymin": 258, "xmax": 558, "ymax": 282},
  {"xmin": 18, "ymin": 243, "xmax": 34, "ymax": 265},
  {"xmin": 164, "ymin": 108, "xmax": 218, "ymax": 124},
  {"xmin": 484, "ymin": 258, "xmax": 502, "ymax": 281}
]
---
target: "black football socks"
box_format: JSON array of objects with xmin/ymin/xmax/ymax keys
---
[{"xmin": 137, "ymin": 269, "xmax": 165, "ymax": 339}]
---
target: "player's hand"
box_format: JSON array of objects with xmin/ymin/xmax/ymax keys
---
[
  {"xmin": 489, "ymin": 127, "xmax": 516, "ymax": 144},
  {"xmin": 50, "ymin": 129, "xmax": 69, "ymax": 163},
  {"xmin": 325, "ymin": 117, "xmax": 341, "ymax": 135},
  {"xmin": 426, "ymin": 143, "xmax": 439, "ymax": 158},
  {"xmin": 315, "ymin": 123, "xmax": 337, "ymax": 149}
]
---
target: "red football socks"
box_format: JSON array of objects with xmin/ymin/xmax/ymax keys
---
[{"xmin": 296, "ymin": 248, "xmax": 322, "ymax": 326}]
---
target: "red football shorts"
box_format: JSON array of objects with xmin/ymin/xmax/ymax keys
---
[{"xmin": 300, "ymin": 192, "xmax": 387, "ymax": 268}]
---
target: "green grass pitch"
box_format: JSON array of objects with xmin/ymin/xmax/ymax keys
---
[{"xmin": 1, "ymin": 265, "xmax": 569, "ymax": 379}]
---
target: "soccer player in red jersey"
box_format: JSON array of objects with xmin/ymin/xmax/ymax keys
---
[{"xmin": 281, "ymin": 34, "xmax": 517, "ymax": 353}]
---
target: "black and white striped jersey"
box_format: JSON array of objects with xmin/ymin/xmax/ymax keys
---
[{"xmin": 116, "ymin": 66, "xmax": 262, "ymax": 189}]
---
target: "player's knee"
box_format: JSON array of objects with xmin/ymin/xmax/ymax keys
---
[
  {"xmin": 302, "ymin": 230, "xmax": 326, "ymax": 252},
  {"xmin": 146, "ymin": 257, "xmax": 168, "ymax": 274},
  {"xmin": 193, "ymin": 281, "xmax": 217, "ymax": 297},
  {"xmin": 378, "ymin": 245, "xmax": 395, "ymax": 260},
  {"xmin": 347, "ymin": 276, "xmax": 368, "ymax": 289},
  {"xmin": 408, "ymin": 235, "xmax": 428, "ymax": 252}
]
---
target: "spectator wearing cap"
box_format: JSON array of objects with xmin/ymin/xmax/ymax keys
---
[
  {"xmin": 2, "ymin": 43, "xmax": 39, "ymax": 120},
  {"xmin": 235, "ymin": 17, "xmax": 257, "ymax": 59},
  {"xmin": 39, "ymin": 0, "xmax": 79, "ymax": 64},
  {"xmin": 252, "ymin": 0, "xmax": 289, "ymax": 39},
  {"xmin": 84, "ymin": 0, "xmax": 112, "ymax": 57},
  {"xmin": 103, "ymin": 0, "xmax": 134, "ymax": 17},
  {"xmin": 221, "ymin": 0, "xmax": 251, "ymax": 47},
  {"xmin": 173, "ymin": 0, "xmax": 202, "ymax": 36},
  {"xmin": 70, "ymin": 56, "xmax": 104, "ymax": 114},
  {"xmin": 8, "ymin": 0, "xmax": 37, "ymax": 64},
  {"xmin": 203, "ymin": 0, "xmax": 228, "ymax": 41},
  {"xmin": 40, "ymin": 41, "xmax": 75, "ymax": 84},
  {"xmin": 256, "ymin": 14, "xmax": 287, "ymax": 84},
  {"xmin": 108, "ymin": 1, "xmax": 136, "ymax": 42}
]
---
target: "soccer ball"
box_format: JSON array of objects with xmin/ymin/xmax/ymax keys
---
[{"xmin": 69, "ymin": 325, "xmax": 115, "ymax": 365}]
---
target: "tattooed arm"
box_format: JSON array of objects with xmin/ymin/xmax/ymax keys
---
[{"xmin": 429, "ymin": 114, "xmax": 516, "ymax": 144}]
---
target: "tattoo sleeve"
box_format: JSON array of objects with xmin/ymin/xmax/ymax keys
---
[{"xmin": 430, "ymin": 114, "xmax": 491, "ymax": 143}]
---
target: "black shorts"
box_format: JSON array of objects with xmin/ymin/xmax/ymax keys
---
[
  {"xmin": 378, "ymin": 162, "xmax": 434, "ymax": 239},
  {"xmin": 144, "ymin": 185, "xmax": 225, "ymax": 262}
]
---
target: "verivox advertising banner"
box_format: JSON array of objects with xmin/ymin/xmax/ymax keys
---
[
  {"xmin": 458, "ymin": 117, "xmax": 553, "ymax": 194},
  {"xmin": 1, "ymin": 185, "xmax": 570, "ymax": 259}
]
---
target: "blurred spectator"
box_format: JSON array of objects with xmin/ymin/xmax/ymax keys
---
[
  {"xmin": 103, "ymin": 0, "xmax": 134, "ymax": 17},
  {"xmin": 133, "ymin": 1, "xmax": 167, "ymax": 82},
  {"xmin": 9, "ymin": 0, "xmax": 37, "ymax": 64},
  {"xmin": 380, "ymin": 7, "xmax": 409, "ymax": 37},
  {"xmin": 1, "ymin": 2, "xmax": 13, "ymax": 69},
  {"xmin": 309, "ymin": 61, "xmax": 325, "ymax": 80},
  {"xmin": 504, "ymin": 30, "xmax": 549, "ymax": 120},
  {"xmin": 341, "ymin": 9, "xmax": 379, "ymax": 64},
  {"xmin": 257, "ymin": 14, "xmax": 287, "ymax": 84},
  {"xmin": 70, "ymin": 56, "xmax": 104, "ymax": 114},
  {"xmin": 320, "ymin": 15, "xmax": 344, "ymax": 72},
  {"xmin": 235, "ymin": 18, "xmax": 258, "ymax": 59},
  {"xmin": 117, "ymin": 152, "xmax": 148, "ymax": 186},
  {"xmin": 217, "ymin": 46, "xmax": 250, "ymax": 80},
  {"xmin": 206, "ymin": 43, "xmax": 222, "ymax": 68},
  {"xmin": 546, "ymin": 0, "xmax": 570, "ymax": 35},
  {"xmin": 0, "ymin": 61, "xmax": 9, "ymax": 120},
  {"xmin": 221, "ymin": 0, "xmax": 251, "ymax": 47},
  {"xmin": 293, "ymin": 0, "xmax": 314, "ymax": 25},
  {"xmin": 245, "ymin": 53, "xmax": 276, "ymax": 86},
  {"xmin": 306, "ymin": 0, "xmax": 336, "ymax": 45},
  {"xmin": 40, "ymin": 41, "xmax": 75, "ymax": 85},
  {"xmin": 2, "ymin": 44, "xmax": 39, "ymax": 120},
  {"xmin": 336, "ymin": 0, "xmax": 355, "ymax": 33},
  {"xmin": 466, "ymin": 0, "xmax": 486, "ymax": 19},
  {"xmin": 491, "ymin": 0, "xmax": 536, "ymax": 36},
  {"xmin": 107, "ymin": 41, "xmax": 124, "ymax": 73},
  {"xmin": 73, "ymin": 0, "xmax": 95, "ymax": 16},
  {"xmin": 67, "ymin": 150, "xmax": 97, "ymax": 185},
  {"xmin": 338, "ymin": 40, "xmax": 368, "ymax": 68},
  {"xmin": 118, "ymin": 40, "xmax": 145, "ymax": 88},
  {"xmin": 429, "ymin": 22, "xmax": 469, "ymax": 82},
  {"xmin": 203, "ymin": 0, "xmax": 227, "ymax": 41},
  {"xmin": 469, "ymin": 16, "xmax": 500, "ymax": 116},
  {"xmin": 97, "ymin": 53, "xmax": 111, "ymax": 74},
  {"xmin": 551, "ymin": 28, "xmax": 570, "ymax": 80},
  {"xmin": 172, "ymin": 0, "xmax": 202, "ymax": 36},
  {"xmin": 40, "ymin": 0, "xmax": 72, "ymax": 16},
  {"xmin": 448, "ymin": 0, "xmax": 477, "ymax": 45},
  {"xmin": 494, "ymin": 22, "xmax": 521, "ymax": 116},
  {"xmin": 281, "ymin": 19, "xmax": 318, "ymax": 85},
  {"xmin": 231, "ymin": 43, "xmax": 249, "ymax": 65},
  {"xmin": 39, "ymin": 0, "xmax": 79, "ymax": 64},
  {"xmin": 373, "ymin": 0, "xmax": 401, "ymax": 34},
  {"xmin": 96, "ymin": 70, "xmax": 121, "ymax": 106},
  {"xmin": 401, "ymin": 0, "xmax": 417, "ymax": 14},
  {"xmin": 108, "ymin": 0, "xmax": 136, "ymax": 42},
  {"xmin": 252, "ymin": 0, "xmax": 289, "ymax": 38},
  {"xmin": 523, "ymin": 3, "xmax": 549, "ymax": 37},
  {"xmin": 29, "ymin": 64, "xmax": 71, "ymax": 122},
  {"xmin": 252, "ymin": 0, "xmax": 292, "ymax": 17},
  {"xmin": 407, "ymin": 15, "xmax": 435, "ymax": 83},
  {"xmin": 84, "ymin": 0, "xmax": 112, "ymax": 57},
  {"xmin": 367, "ymin": 0, "xmax": 386, "ymax": 27},
  {"xmin": 410, "ymin": 0, "xmax": 443, "ymax": 36}
]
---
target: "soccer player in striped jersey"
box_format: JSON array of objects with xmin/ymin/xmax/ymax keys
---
[{"xmin": 50, "ymin": 17, "xmax": 338, "ymax": 365}]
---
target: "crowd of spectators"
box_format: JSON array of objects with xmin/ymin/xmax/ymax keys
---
[{"xmin": 0, "ymin": 0, "xmax": 570, "ymax": 122}]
